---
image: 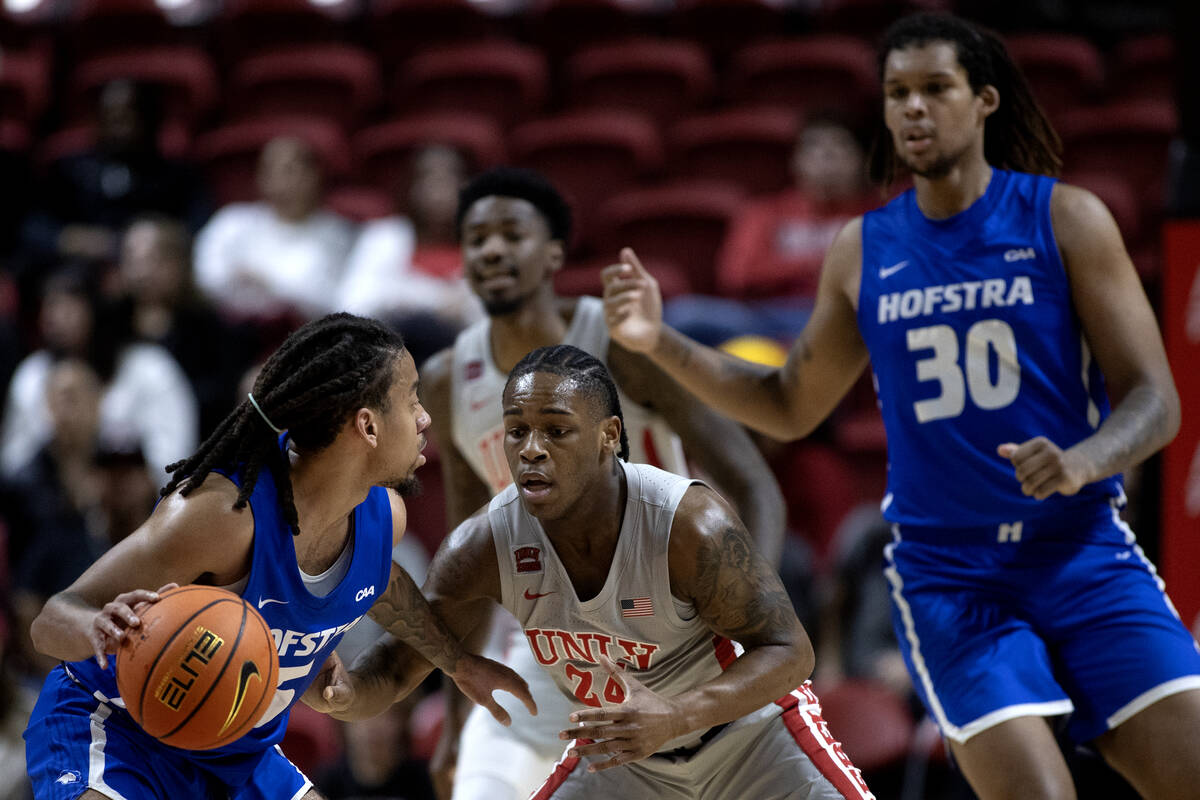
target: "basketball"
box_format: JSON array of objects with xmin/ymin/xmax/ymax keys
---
[{"xmin": 116, "ymin": 585, "xmax": 279, "ymax": 751}]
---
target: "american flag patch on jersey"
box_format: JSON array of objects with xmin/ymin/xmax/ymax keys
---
[{"xmin": 620, "ymin": 597, "xmax": 653, "ymax": 617}]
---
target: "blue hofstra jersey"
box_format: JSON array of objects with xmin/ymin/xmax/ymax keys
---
[{"xmin": 857, "ymin": 168, "xmax": 1123, "ymax": 526}]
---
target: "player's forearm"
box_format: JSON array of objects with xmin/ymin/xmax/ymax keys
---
[
  {"xmin": 371, "ymin": 567, "xmax": 467, "ymax": 675},
  {"xmin": 669, "ymin": 640, "xmax": 814, "ymax": 736},
  {"xmin": 1070, "ymin": 382, "xmax": 1180, "ymax": 483},
  {"xmin": 333, "ymin": 637, "xmax": 437, "ymax": 722},
  {"xmin": 648, "ymin": 327, "xmax": 809, "ymax": 441},
  {"xmin": 30, "ymin": 592, "xmax": 101, "ymax": 662}
]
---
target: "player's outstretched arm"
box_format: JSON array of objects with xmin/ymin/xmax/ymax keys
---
[
  {"xmin": 608, "ymin": 345, "xmax": 787, "ymax": 567},
  {"xmin": 355, "ymin": 509, "xmax": 536, "ymax": 725},
  {"xmin": 566, "ymin": 485, "xmax": 813, "ymax": 770},
  {"xmin": 29, "ymin": 476, "xmax": 253, "ymax": 668},
  {"xmin": 997, "ymin": 184, "xmax": 1181, "ymax": 499},
  {"xmin": 601, "ymin": 230, "xmax": 870, "ymax": 441}
]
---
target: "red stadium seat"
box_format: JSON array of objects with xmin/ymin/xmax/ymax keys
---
[
  {"xmin": 1004, "ymin": 34, "xmax": 1103, "ymax": 122},
  {"xmin": 1110, "ymin": 34, "xmax": 1176, "ymax": 106},
  {"xmin": 0, "ymin": 48, "xmax": 49, "ymax": 125},
  {"xmin": 67, "ymin": 0, "xmax": 209, "ymax": 58},
  {"xmin": 325, "ymin": 184, "xmax": 395, "ymax": 222},
  {"xmin": 563, "ymin": 38, "xmax": 715, "ymax": 127},
  {"xmin": 194, "ymin": 116, "xmax": 352, "ymax": 205},
  {"xmin": 217, "ymin": 0, "xmax": 358, "ymax": 65},
  {"xmin": 593, "ymin": 180, "xmax": 746, "ymax": 294},
  {"xmin": 35, "ymin": 120, "xmax": 192, "ymax": 166},
  {"xmin": 727, "ymin": 36, "xmax": 878, "ymax": 124},
  {"xmin": 524, "ymin": 0, "xmax": 659, "ymax": 64},
  {"xmin": 227, "ymin": 45, "xmax": 382, "ymax": 129},
  {"xmin": 555, "ymin": 256, "xmax": 693, "ymax": 299},
  {"xmin": 367, "ymin": 0, "xmax": 507, "ymax": 68},
  {"xmin": 1058, "ymin": 99, "xmax": 1177, "ymax": 212},
  {"xmin": 813, "ymin": 680, "xmax": 915, "ymax": 772},
  {"xmin": 353, "ymin": 112, "xmax": 506, "ymax": 198},
  {"xmin": 392, "ymin": 41, "xmax": 549, "ymax": 129},
  {"xmin": 670, "ymin": 0, "xmax": 792, "ymax": 60},
  {"xmin": 409, "ymin": 690, "xmax": 445, "ymax": 761},
  {"xmin": 508, "ymin": 110, "xmax": 664, "ymax": 243},
  {"xmin": 67, "ymin": 47, "xmax": 218, "ymax": 128},
  {"xmin": 667, "ymin": 106, "xmax": 800, "ymax": 196},
  {"xmin": 813, "ymin": 0, "xmax": 942, "ymax": 37},
  {"xmin": 0, "ymin": 121, "xmax": 29, "ymax": 153}
]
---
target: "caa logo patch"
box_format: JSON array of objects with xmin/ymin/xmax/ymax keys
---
[
  {"xmin": 355, "ymin": 585, "xmax": 376, "ymax": 602},
  {"xmin": 514, "ymin": 546, "xmax": 543, "ymax": 574},
  {"xmin": 1004, "ymin": 247, "xmax": 1036, "ymax": 262},
  {"xmin": 56, "ymin": 771, "xmax": 82, "ymax": 785}
]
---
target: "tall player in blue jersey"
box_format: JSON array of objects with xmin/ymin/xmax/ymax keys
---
[
  {"xmin": 23, "ymin": 313, "xmax": 534, "ymax": 800},
  {"xmin": 602, "ymin": 13, "xmax": 1200, "ymax": 800}
]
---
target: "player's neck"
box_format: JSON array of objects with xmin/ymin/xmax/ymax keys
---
[
  {"xmin": 912, "ymin": 154, "xmax": 992, "ymax": 220},
  {"xmin": 542, "ymin": 461, "xmax": 626, "ymax": 549},
  {"xmin": 287, "ymin": 444, "xmax": 368, "ymax": 544},
  {"xmin": 488, "ymin": 289, "xmax": 569, "ymax": 372}
]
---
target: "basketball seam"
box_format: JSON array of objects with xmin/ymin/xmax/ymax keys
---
[
  {"xmin": 159, "ymin": 597, "xmax": 248, "ymax": 745},
  {"xmin": 223, "ymin": 603, "xmax": 278, "ymax": 743}
]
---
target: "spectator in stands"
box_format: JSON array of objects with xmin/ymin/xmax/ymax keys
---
[
  {"xmin": 20, "ymin": 79, "xmax": 212, "ymax": 272},
  {"xmin": 0, "ymin": 265, "xmax": 198, "ymax": 485},
  {"xmin": 337, "ymin": 143, "xmax": 482, "ymax": 364},
  {"xmin": 116, "ymin": 214, "xmax": 244, "ymax": 437},
  {"xmin": 194, "ymin": 135, "xmax": 354, "ymax": 322},
  {"xmin": 316, "ymin": 697, "xmax": 435, "ymax": 800},
  {"xmin": 663, "ymin": 115, "xmax": 876, "ymax": 346}
]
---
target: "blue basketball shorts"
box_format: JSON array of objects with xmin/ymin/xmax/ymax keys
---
[
  {"xmin": 24, "ymin": 666, "xmax": 312, "ymax": 800},
  {"xmin": 883, "ymin": 501, "xmax": 1200, "ymax": 745}
]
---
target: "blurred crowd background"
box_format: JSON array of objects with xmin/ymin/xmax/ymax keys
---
[{"xmin": 0, "ymin": 0, "xmax": 1197, "ymax": 798}]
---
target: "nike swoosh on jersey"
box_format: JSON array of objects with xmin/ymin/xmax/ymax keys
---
[
  {"xmin": 879, "ymin": 260, "xmax": 910, "ymax": 279},
  {"xmin": 257, "ymin": 597, "xmax": 288, "ymax": 609},
  {"xmin": 218, "ymin": 661, "xmax": 262, "ymax": 736},
  {"xmin": 523, "ymin": 589, "xmax": 556, "ymax": 599}
]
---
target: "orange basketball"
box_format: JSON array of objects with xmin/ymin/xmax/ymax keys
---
[{"xmin": 116, "ymin": 585, "xmax": 279, "ymax": 751}]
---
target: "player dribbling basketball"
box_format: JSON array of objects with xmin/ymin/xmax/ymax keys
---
[{"xmin": 23, "ymin": 314, "xmax": 533, "ymax": 800}]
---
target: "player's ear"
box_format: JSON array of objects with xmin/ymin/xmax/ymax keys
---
[
  {"xmin": 354, "ymin": 407, "xmax": 379, "ymax": 448},
  {"xmin": 977, "ymin": 84, "xmax": 1000, "ymax": 119},
  {"xmin": 599, "ymin": 415, "xmax": 621, "ymax": 456},
  {"xmin": 546, "ymin": 239, "xmax": 565, "ymax": 275}
]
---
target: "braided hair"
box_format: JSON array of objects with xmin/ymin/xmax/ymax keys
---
[
  {"xmin": 505, "ymin": 345, "xmax": 630, "ymax": 461},
  {"xmin": 162, "ymin": 313, "xmax": 405, "ymax": 535},
  {"xmin": 868, "ymin": 13, "xmax": 1062, "ymax": 188}
]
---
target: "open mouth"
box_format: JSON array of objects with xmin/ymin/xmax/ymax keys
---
[
  {"xmin": 518, "ymin": 474, "xmax": 553, "ymax": 500},
  {"xmin": 904, "ymin": 130, "xmax": 934, "ymax": 153}
]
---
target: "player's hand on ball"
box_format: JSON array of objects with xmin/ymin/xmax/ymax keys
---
[
  {"xmin": 90, "ymin": 583, "xmax": 177, "ymax": 669},
  {"xmin": 302, "ymin": 651, "xmax": 354, "ymax": 714},
  {"xmin": 450, "ymin": 653, "xmax": 537, "ymax": 726},
  {"xmin": 560, "ymin": 655, "xmax": 684, "ymax": 772},
  {"xmin": 998, "ymin": 437, "xmax": 1091, "ymax": 500},
  {"xmin": 602, "ymin": 248, "xmax": 663, "ymax": 355}
]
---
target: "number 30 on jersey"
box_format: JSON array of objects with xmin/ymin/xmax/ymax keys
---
[{"xmin": 907, "ymin": 318, "xmax": 1020, "ymax": 422}]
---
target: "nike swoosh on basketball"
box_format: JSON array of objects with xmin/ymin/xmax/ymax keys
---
[
  {"xmin": 218, "ymin": 661, "xmax": 262, "ymax": 736},
  {"xmin": 257, "ymin": 597, "xmax": 288, "ymax": 609},
  {"xmin": 524, "ymin": 589, "xmax": 555, "ymax": 599},
  {"xmin": 879, "ymin": 260, "xmax": 910, "ymax": 279}
]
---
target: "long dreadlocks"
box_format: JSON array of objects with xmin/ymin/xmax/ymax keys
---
[
  {"xmin": 162, "ymin": 313, "xmax": 405, "ymax": 535},
  {"xmin": 505, "ymin": 344, "xmax": 631, "ymax": 461}
]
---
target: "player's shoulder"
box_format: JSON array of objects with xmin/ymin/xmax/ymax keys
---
[
  {"xmin": 421, "ymin": 346, "xmax": 454, "ymax": 391},
  {"xmin": 670, "ymin": 482, "xmax": 741, "ymax": 545},
  {"xmin": 1049, "ymin": 180, "xmax": 1120, "ymax": 252},
  {"xmin": 146, "ymin": 473, "xmax": 255, "ymax": 568}
]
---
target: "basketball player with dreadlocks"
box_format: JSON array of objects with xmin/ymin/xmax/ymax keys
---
[
  {"xmin": 24, "ymin": 313, "xmax": 535, "ymax": 800},
  {"xmin": 319, "ymin": 344, "xmax": 872, "ymax": 799},
  {"xmin": 602, "ymin": 12, "xmax": 1200, "ymax": 800}
]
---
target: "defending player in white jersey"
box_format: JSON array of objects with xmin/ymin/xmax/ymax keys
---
[
  {"xmin": 314, "ymin": 344, "xmax": 872, "ymax": 799},
  {"xmin": 418, "ymin": 167, "xmax": 786, "ymax": 800}
]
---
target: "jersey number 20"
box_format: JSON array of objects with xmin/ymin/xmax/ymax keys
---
[{"xmin": 907, "ymin": 319, "xmax": 1020, "ymax": 422}]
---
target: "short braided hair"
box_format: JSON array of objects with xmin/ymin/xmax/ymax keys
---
[
  {"xmin": 505, "ymin": 344, "xmax": 629, "ymax": 461},
  {"xmin": 162, "ymin": 313, "xmax": 405, "ymax": 535}
]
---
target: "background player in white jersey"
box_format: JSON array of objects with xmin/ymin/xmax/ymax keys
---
[
  {"xmin": 317, "ymin": 344, "xmax": 871, "ymax": 799},
  {"xmin": 419, "ymin": 167, "xmax": 786, "ymax": 800},
  {"xmin": 601, "ymin": 11, "xmax": 1200, "ymax": 800}
]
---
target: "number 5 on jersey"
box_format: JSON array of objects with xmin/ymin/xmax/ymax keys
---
[{"xmin": 907, "ymin": 319, "xmax": 1020, "ymax": 422}]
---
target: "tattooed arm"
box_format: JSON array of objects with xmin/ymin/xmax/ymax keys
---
[
  {"xmin": 601, "ymin": 227, "xmax": 870, "ymax": 441},
  {"xmin": 302, "ymin": 494, "xmax": 534, "ymax": 722},
  {"xmin": 564, "ymin": 485, "xmax": 813, "ymax": 769}
]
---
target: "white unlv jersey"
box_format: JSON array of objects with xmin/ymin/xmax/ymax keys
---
[
  {"xmin": 489, "ymin": 461, "xmax": 738, "ymax": 752},
  {"xmin": 450, "ymin": 296, "xmax": 687, "ymax": 493}
]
